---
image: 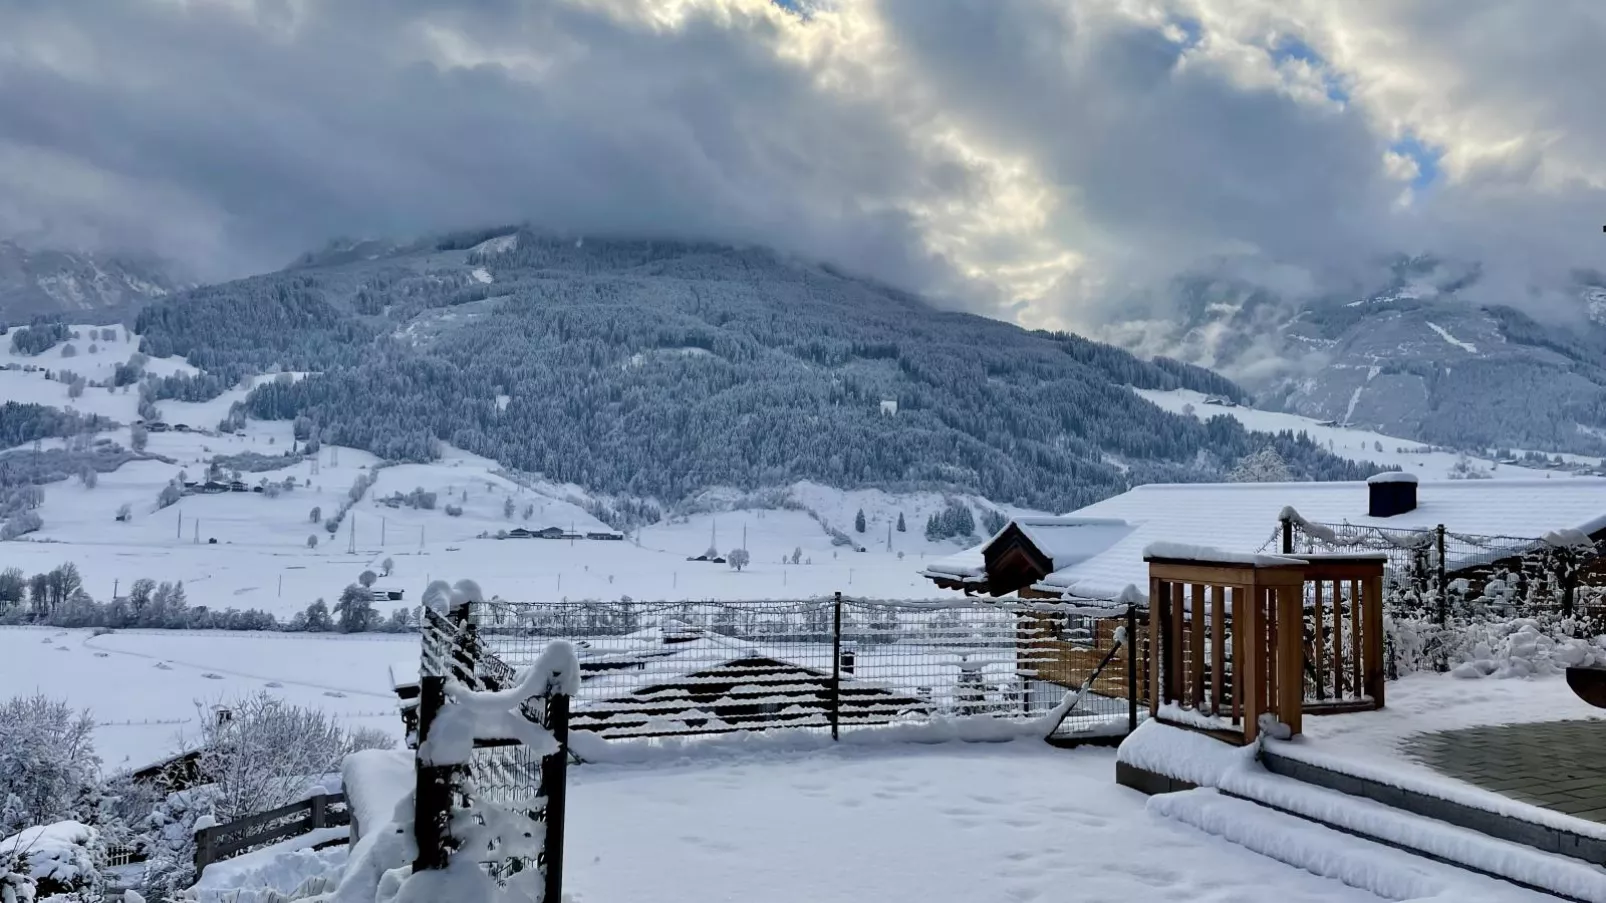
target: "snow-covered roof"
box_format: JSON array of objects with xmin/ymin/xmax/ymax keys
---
[
  {"xmin": 1367, "ymin": 472, "xmax": 1419, "ymax": 485},
  {"xmin": 922, "ymin": 545, "xmax": 987, "ymax": 582},
  {"xmin": 1012, "ymin": 517, "xmax": 1136, "ymax": 571},
  {"xmin": 1027, "ymin": 478, "xmax": 1606, "ymax": 602},
  {"xmin": 1142, "ymin": 542, "xmax": 1306, "ymax": 567},
  {"xmin": 919, "ymin": 517, "xmax": 1134, "ymax": 583}
]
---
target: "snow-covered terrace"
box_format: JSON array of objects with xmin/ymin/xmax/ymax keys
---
[{"xmin": 926, "ymin": 479, "xmax": 1606, "ymax": 603}]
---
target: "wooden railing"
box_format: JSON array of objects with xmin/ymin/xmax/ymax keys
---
[
  {"xmin": 194, "ymin": 792, "xmax": 349, "ymax": 873},
  {"xmin": 1145, "ymin": 552, "xmax": 1385, "ymax": 744}
]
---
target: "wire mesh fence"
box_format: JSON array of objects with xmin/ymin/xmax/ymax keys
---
[
  {"xmin": 1274, "ymin": 516, "xmax": 1606, "ymax": 625},
  {"xmin": 466, "ymin": 596, "xmax": 1141, "ymax": 743}
]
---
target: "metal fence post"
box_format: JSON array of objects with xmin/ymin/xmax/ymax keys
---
[
  {"xmin": 1126, "ymin": 605, "xmax": 1139, "ymax": 734},
  {"xmin": 1434, "ymin": 524, "xmax": 1448, "ymax": 625},
  {"xmin": 830, "ymin": 592, "xmax": 843, "ymax": 741},
  {"xmin": 1280, "ymin": 514, "xmax": 1294, "ymax": 555},
  {"xmin": 412, "ymin": 675, "xmax": 452, "ymax": 873},
  {"xmin": 541, "ymin": 693, "xmax": 570, "ymax": 903}
]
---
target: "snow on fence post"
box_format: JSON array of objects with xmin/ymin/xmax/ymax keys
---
[
  {"xmin": 1434, "ymin": 524, "xmax": 1448, "ymax": 628},
  {"xmin": 829, "ymin": 592, "xmax": 843, "ymax": 741}
]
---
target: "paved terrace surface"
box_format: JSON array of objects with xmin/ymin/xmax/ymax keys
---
[{"xmin": 1409, "ymin": 719, "xmax": 1606, "ymax": 823}]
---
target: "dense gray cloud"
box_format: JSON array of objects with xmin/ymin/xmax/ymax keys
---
[{"xmin": 0, "ymin": 0, "xmax": 1601, "ymax": 328}]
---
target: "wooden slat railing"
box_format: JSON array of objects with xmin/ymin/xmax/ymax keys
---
[
  {"xmin": 1145, "ymin": 552, "xmax": 1385, "ymax": 745},
  {"xmin": 193, "ymin": 792, "xmax": 349, "ymax": 873}
]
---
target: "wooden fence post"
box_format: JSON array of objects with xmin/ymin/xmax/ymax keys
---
[
  {"xmin": 310, "ymin": 793, "xmax": 327, "ymax": 830},
  {"xmin": 193, "ymin": 826, "xmax": 214, "ymax": 873}
]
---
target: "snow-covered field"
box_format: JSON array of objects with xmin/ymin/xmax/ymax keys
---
[
  {"xmin": 0, "ymin": 626, "xmax": 413, "ymax": 771},
  {"xmin": 1137, "ymin": 388, "xmax": 1601, "ymax": 480}
]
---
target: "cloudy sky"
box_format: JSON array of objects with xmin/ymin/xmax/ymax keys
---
[{"xmin": 1, "ymin": 0, "xmax": 1602, "ymax": 331}]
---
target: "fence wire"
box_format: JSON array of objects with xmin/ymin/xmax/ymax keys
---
[
  {"xmin": 1278, "ymin": 518, "xmax": 1606, "ymax": 628},
  {"xmin": 465, "ymin": 597, "xmax": 1139, "ymax": 742}
]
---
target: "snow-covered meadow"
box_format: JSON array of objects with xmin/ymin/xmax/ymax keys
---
[{"xmin": 1137, "ymin": 388, "xmax": 1603, "ymax": 479}]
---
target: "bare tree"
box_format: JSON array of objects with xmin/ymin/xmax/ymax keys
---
[
  {"xmin": 728, "ymin": 548, "xmax": 751, "ymax": 571},
  {"xmin": 307, "ymin": 534, "xmax": 319, "ymax": 549},
  {"xmin": 130, "ymin": 423, "xmax": 148, "ymax": 452},
  {"xmin": 195, "ymin": 693, "xmax": 393, "ymax": 824},
  {"xmin": 309, "ymin": 506, "xmax": 321, "ymax": 524},
  {"xmin": 358, "ymin": 570, "xmax": 378, "ymax": 588}
]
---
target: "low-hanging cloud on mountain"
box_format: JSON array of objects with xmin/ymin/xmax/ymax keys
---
[{"xmin": 0, "ymin": 0, "xmax": 1601, "ymax": 328}]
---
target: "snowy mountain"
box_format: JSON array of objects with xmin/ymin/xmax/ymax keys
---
[
  {"xmin": 1111, "ymin": 257, "xmax": 1606, "ymax": 458},
  {"xmin": 124, "ymin": 227, "xmax": 1380, "ymax": 515},
  {"xmin": 0, "ymin": 241, "xmax": 182, "ymax": 324}
]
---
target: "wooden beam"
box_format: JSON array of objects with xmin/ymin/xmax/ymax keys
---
[
  {"xmin": 1210, "ymin": 584, "xmax": 1225, "ymax": 717},
  {"xmin": 1312, "ymin": 578, "xmax": 1326, "ymax": 702},
  {"xmin": 1190, "ymin": 584, "xmax": 1206, "ymax": 709},
  {"xmin": 1364, "ymin": 574, "xmax": 1385, "ymax": 708},
  {"xmin": 1170, "ymin": 582, "xmax": 1186, "ymax": 706},
  {"xmin": 1149, "ymin": 576, "xmax": 1166, "ymax": 707},
  {"xmin": 1275, "ymin": 582, "xmax": 1304, "ymax": 737}
]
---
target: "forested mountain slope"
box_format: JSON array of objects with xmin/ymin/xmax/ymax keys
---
[{"xmin": 132, "ymin": 229, "xmax": 1381, "ymax": 512}]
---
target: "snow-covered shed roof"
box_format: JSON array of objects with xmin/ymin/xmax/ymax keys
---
[
  {"xmin": 1011, "ymin": 517, "xmax": 1136, "ymax": 571},
  {"xmin": 1019, "ymin": 478, "xmax": 1606, "ymax": 602},
  {"xmin": 920, "ymin": 516, "xmax": 1135, "ymax": 585}
]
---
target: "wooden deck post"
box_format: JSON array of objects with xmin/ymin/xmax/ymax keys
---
[
  {"xmin": 1274, "ymin": 581, "xmax": 1304, "ymax": 737},
  {"xmin": 1364, "ymin": 573, "xmax": 1385, "ymax": 708},
  {"xmin": 1238, "ymin": 578, "xmax": 1261, "ymax": 744}
]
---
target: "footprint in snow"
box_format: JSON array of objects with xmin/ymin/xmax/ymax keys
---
[
  {"xmin": 202, "ymin": 673, "xmax": 224, "ymax": 680},
  {"xmin": 155, "ymin": 662, "xmax": 173, "ymax": 670}
]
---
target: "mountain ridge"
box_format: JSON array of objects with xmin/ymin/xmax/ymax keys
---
[{"xmin": 124, "ymin": 228, "xmax": 1383, "ymax": 513}]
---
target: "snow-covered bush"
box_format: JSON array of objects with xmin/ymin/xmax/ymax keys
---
[
  {"xmin": 0, "ymin": 696, "xmax": 99, "ymax": 836},
  {"xmin": 1, "ymin": 821, "xmax": 104, "ymax": 900}
]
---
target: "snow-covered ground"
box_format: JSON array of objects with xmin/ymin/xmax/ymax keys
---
[
  {"xmin": 1136, "ymin": 388, "xmax": 1602, "ymax": 479},
  {"xmin": 0, "ymin": 626, "xmax": 412, "ymax": 772}
]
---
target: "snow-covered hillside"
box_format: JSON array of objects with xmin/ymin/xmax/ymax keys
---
[{"xmin": 1135, "ymin": 388, "xmax": 1602, "ymax": 480}]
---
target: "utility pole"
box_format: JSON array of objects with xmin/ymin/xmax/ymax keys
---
[
  {"xmin": 278, "ymin": 574, "xmax": 283, "ymax": 598},
  {"xmin": 347, "ymin": 513, "xmax": 357, "ymax": 555},
  {"xmin": 419, "ymin": 525, "xmax": 425, "ymax": 551},
  {"xmin": 177, "ymin": 510, "xmax": 183, "ymax": 539},
  {"xmin": 193, "ymin": 521, "xmax": 199, "ymax": 544},
  {"xmin": 381, "ymin": 516, "xmax": 387, "ymax": 547},
  {"xmin": 112, "ymin": 578, "xmax": 119, "ymax": 601},
  {"xmin": 887, "ymin": 523, "xmax": 893, "ymax": 552}
]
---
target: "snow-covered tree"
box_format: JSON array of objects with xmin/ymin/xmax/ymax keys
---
[
  {"xmin": 896, "ymin": 512, "xmax": 906, "ymax": 533},
  {"xmin": 155, "ymin": 480, "xmax": 181, "ymax": 509},
  {"xmin": 791, "ymin": 546, "xmax": 803, "ymax": 565},
  {"xmin": 306, "ymin": 534, "xmax": 318, "ymax": 549},
  {"xmin": 335, "ymin": 584, "xmax": 374, "ymax": 632},
  {"xmin": 303, "ymin": 599, "xmax": 332, "ymax": 632},
  {"xmin": 129, "ymin": 423, "xmax": 148, "ymax": 452},
  {"xmin": 502, "ymin": 497, "xmax": 515, "ymax": 519},
  {"xmin": 854, "ymin": 509, "xmax": 866, "ymax": 533},
  {"xmin": 308, "ymin": 506, "xmax": 321, "ymax": 523},
  {"xmin": 1227, "ymin": 447, "xmax": 1294, "ymax": 483},
  {"xmin": 0, "ymin": 694, "xmax": 99, "ymax": 835},
  {"xmin": 728, "ymin": 548, "xmax": 750, "ymax": 571},
  {"xmin": 381, "ymin": 557, "xmax": 395, "ymax": 577},
  {"xmin": 77, "ymin": 467, "xmax": 96, "ymax": 489},
  {"xmin": 115, "ymin": 503, "xmax": 131, "ymax": 522},
  {"xmin": 358, "ymin": 570, "xmax": 378, "ymax": 589}
]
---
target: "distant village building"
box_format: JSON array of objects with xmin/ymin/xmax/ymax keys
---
[{"xmin": 879, "ymin": 399, "xmax": 899, "ymax": 416}]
